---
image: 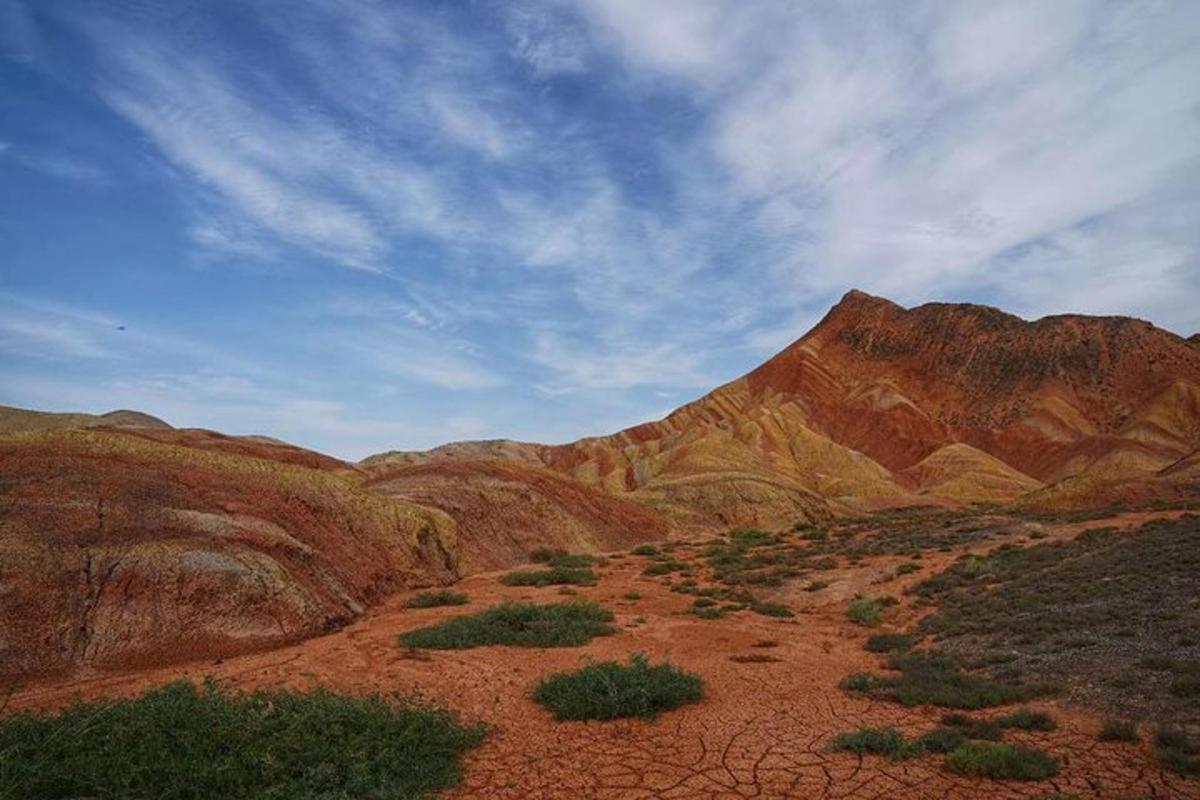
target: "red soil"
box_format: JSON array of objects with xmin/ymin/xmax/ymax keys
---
[{"xmin": 11, "ymin": 513, "xmax": 1196, "ymax": 800}]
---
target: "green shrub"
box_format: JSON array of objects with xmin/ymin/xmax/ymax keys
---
[
  {"xmin": 0, "ymin": 679, "xmax": 484, "ymax": 800},
  {"xmin": 407, "ymin": 589, "xmax": 470, "ymax": 608},
  {"xmin": 1098, "ymin": 719, "xmax": 1138, "ymax": 742},
  {"xmin": 805, "ymin": 580, "xmax": 829, "ymax": 592},
  {"xmin": 847, "ymin": 597, "xmax": 886, "ymax": 626},
  {"xmin": 642, "ymin": 560, "xmax": 686, "ymax": 576},
  {"xmin": 532, "ymin": 653, "xmax": 703, "ymax": 721},
  {"xmin": 622, "ymin": 591, "xmax": 641, "ymax": 601},
  {"xmin": 842, "ymin": 652, "xmax": 1042, "ymax": 709},
  {"xmin": 500, "ymin": 566, "xmax": 596, "ymax": 587},
  {"xmin": 865, "ymin": 633, "xmax": 915, "ymax": 653},
  {"xmin": 895, "ymin": 563, "xmax": 920, "ymax": 576},
  {"xmin": 692, "ymin": 597, "xmax": 717, "ymax": 608},
  {"xmin": 529, "ymin": 546, "xmax": 562, "ymax": 563},
  {"xmin": 631, "ymin": 544, "xmax": 661, "ymax": 556},
  {"xmin": 998, "ymin": 708, "xmax": 1056, "ymax": 731},
  {"xmin": 729, "ymin": 529, "xmax": 779, "ymax": 549},
  {"xmin": 546, "ymin": 553, "xmax": 598, "ymax": 569},
  {"xmin": 1156, "ymin": 727, "xmax": 1200, "ymax": 776},
  {"xmin": 751, "ymin": 601, "xmax": 793, "ymax": 618},
  {"xmin": 940, "ymin": 712, "xmax": 1003, "ymax": 740},
  {"xmin": 831, "ymin": 727, "xmax": 919, "ymax": 759},
  {"xmin": 399, "ymin": 600, "xmax": 615, "ymax": 649},
  {"xmin": 946, "ymin": 741, "xmax": 1058, "ymax": 780},
  {"xmin": 915, "ymin": 727, "xmax": 967, "ymax": 753}
]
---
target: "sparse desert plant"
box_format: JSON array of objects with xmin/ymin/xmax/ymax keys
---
[
  {"xmin": 940, "ymin": 712, "xmax": 1003, "ymax": 740},
  {"xmin": 0, "ymin": 678, "xmax": 485, "ymax": 800},
  {"xmin": 399, "ymin": 600, "xmax": 615, "ymax": 649},
  {"xmin": 730, "ymin": 653, "xmax": 781, "ymax": 664},
  {"xmin": 500, "ymin": 566, "xmax": 596, "ymax": 587},
  {"xmin": 1098, "ymin": 719, "xmax": 1138, "ymax": 742},
  {"xmin": 998, "ymin": 708, "xmax": 1057, "ymax": 731},
  {"xmin": 642, "ymin": 560, "xmax": 686, "ymax": 576},
  {"xmin": 805, "ymin": 580, "xmax": 829, "ymax": 592},
  {"xmin": 914, "ymin": 727, "xmax": 967, "ymax": 753},
  {"xmin": 631, "ymin": 544, "xmax": 661, "ymax": 556},
  {"xmin": 622, "ymin": 591, "xmax": 641, "ymax": 601},
  {"xmin": 529, "ymin": 546, "xmax": 562, "ymax": 563},
  {"xmin": 847, "ymin": 597, "xmax": 886, "ymax": 626},
  {"xmin": 532, "ymin": 653, "xmax": 703, "ymax": 721},
  {"xmin": 946, "ymin": 741, "xmax": 1058, "ymax": 780},
  {"xmin": 751, "ymin": 601, "xmax": 793, "ymax": 618},
  {"xmin": 865, "ymin": 633, "xmax": 915, "ymax": 653},
  {"xmin": 832, "ymin": 727, "xmax": 921, "ymax": 759},
  {"xmin": 842, "ymin": 651, "xmax": 1045, "ymax": 709},
  {"xmin": 407, "ymin": 589, "xmax": 469, "ymax": 608},
  {"xmin": 1155, "ymin": 727, "xmax": 1200, "ymax": 776},
  {"xmin": 895, "ymin": 563, "xmax": 920, "ymax": 576},
  {"xmin": 692, "ymin": 597, "xmax": 717, "ymax": 608}
]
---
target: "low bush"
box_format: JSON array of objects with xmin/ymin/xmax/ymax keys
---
[
  {"xmin": 1098, "ymin": 719, "xmax": 1138, "ymax": 742},
  {"xmin": 946, "ymin": 741, "xmax": 1058, "ymax": 780},
  {"xmin": 622, "ymin": 591, "xmax": 641, "ymax": 601},
  {"xmin": 751, "ymin": 601, "xmax": 793, "ymax": 618},
  {"xmin": 915, "ymin": 727, "xmax": 967, "ymax": 753},
  {"xmin": 842, "ymin": 651, "xmax": 1045, "ymax": 709},
  {"xmin": 642, "ymin": 560, "xmax": 686, "ymax": 576},
  {"xmin": 998, "ymin": 708, "xmax": 1057, "ymax": 731},
  {"xmin": 1156, "ymin": 727, "xmax": 1200, "ymax": 776},
  {"xmin": 0, "ymin": 679, "xmax": 485, "ymax": 800},
  {"xmin": 532, "ymin": 653, "xmax": 703, "ymax": 721},
  {"xmin": 940, "ymin": 712, "xmax": 1003, "ymax": 741},
  {"xmin": 865, "ymin": 633, "xmax": 916, "ymax": 653},
  {"xmin": 399, "ymin": 601, "xmax": 615, "ymax": 649},
  {"xmin": 631, "ymin": 544, "xmax": 661, "ymax": 556},
  {"xmin": 500, "ymin": 566, "xmax": 596, "ymax": 587},
  {"xmin": 847, "ymin": 597, "xmax": 886, "ymax": 626},
  {"xmin": 831, "ymin": 727, "xmax": 919, "ymax": 759},
  {"xmin": 407, "ymin": 589, "xmax": 469, "ymax": 608},
  {"xmin": 804, "ymin": 580, "xmax": 829, "ymax": 592}
]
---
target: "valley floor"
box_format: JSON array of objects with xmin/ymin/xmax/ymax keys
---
[{"xmin": 9, "ymin": 510, "xmax": 1199, "ymax": 799}]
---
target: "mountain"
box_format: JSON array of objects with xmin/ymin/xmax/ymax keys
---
[{"xmin": 368, "ymin": 290, "xmax": 1200, "ymax": 526}]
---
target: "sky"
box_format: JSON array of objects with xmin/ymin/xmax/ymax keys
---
[{"xmin": 1, "ymin": 1, "xmax": 1199, "ymax": 460}]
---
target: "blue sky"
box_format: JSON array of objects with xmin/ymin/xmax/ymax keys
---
[{"xmin": 2, "ymin": 1, "xmax": 1198, "ymax": 459}]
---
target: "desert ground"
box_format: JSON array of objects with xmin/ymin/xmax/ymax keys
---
[{"xmin": 11, "ymin": 508, "xmax": 1198, "ymax": 800}]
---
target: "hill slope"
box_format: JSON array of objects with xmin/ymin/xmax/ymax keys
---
[{"xmin": 373, "ymin": 290, "xmax": 1200, "ymax": 523}]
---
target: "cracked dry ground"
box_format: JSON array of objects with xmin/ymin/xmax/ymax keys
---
[{"xmin": 11, "ymin": 512, "xmax": 1199, "ymax": 799}]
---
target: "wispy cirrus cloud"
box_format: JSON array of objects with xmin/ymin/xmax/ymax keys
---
[{"xmin": 5, "ymin": 0, "xmax": 1197, "ymax": 458}]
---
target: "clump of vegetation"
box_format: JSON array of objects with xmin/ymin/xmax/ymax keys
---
[
  {"xmin": 500, "ymin": 566, "xmax": 596, "ymax": 587},
  {"xmin": 751, "ymin": 601, "xmax": 793, "ymax": 618},
  {"xmin": 631, "ymin": 544, "xmax": 661, "ymax": 556},
  {"xmin": 804, "ymin": 580, "xmax": 829, "ymax": 592},
  {"xmin": 847, "ymin": 597, "xmax": 886, "ymax": 626},
  {"xmin": 407, "ymin": 589, "xmax": 469, "ymax": 608},
  {"xmin": 0, "ymin": 679, "xmax": 485, "ymax": 800},
  {"xmin": 831, "ymin": 727, "xmax": 920, "ymax": 760},
  {"xmin": 910, "ymin": 518, "xmax": 1200, "ymax": 726},
  {"xmin": 622, "ymin": 591, "xmax": 641, "ymax": 601},
  {"xmin": 1098, "ymin": 719, "xmax": 1138, "ymax": 742},
  {"xmin": 914, "ymin": 727, "xmax": 967, "ymax": 753},
  {"xmin": 946, "ymin": 741, "xmax": 1058, "ymax": 780},
  {"xmin": 532, "ymin": 653, "xmax": 703, "ymax": 721},
  {"xmin": 794, "ymin": 523, "xmax": 828, "ymax": 542},
  {"xmin": 692, "ymin": 597, "xmax": 718, "ymax": 609},
  {"xmin": 841, "ymin": 651, "xmax": 1048, "ymax": 709},
  {"xmin": 865, "ymin": 633, "xmax": 916, "ymax": 653},
  {"xmin": 998, "ymin": 708, "xmax": 1057, "ymax": 731},
  {"xmin": 730, "ymin": 653, "xmax": 781, "ymax": 664},
  {"xmin": 1155, "ymin": 727, "xmax": 1200, "ymax": 776},
  {"xmin": 895, "ymin": 562, "xmax": 920, "ymax": 576},
  {"xmin": 940, "ymin": 712, "xmax": 1003, "ymax": 741},
  {"xmin": 529, "ymin": 546, "xmax": 562, "ymax": 563},
  {"xmin": 399, "ymin": 600, "xmax": 615, "ymax": 649},
  {"xmin": 642, "ymin": 560, "xmax": 687, "ymax": 577}
]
